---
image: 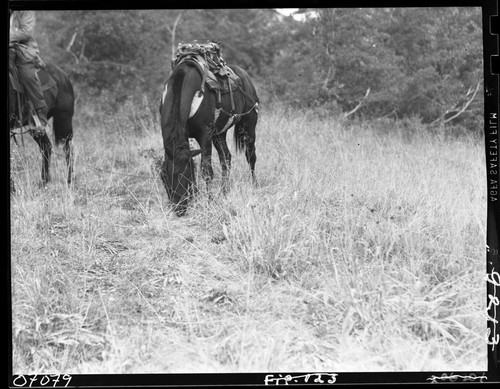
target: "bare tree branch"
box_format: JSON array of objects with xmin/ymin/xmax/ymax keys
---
[
  {"xmin": 79, "ymin": 41, "xmax": 87, "ymax": 63},
  {"xmin": 429, "ymin": 81, "xmax": 481, "ymax": 125},
  {"xmin": 377, "ymin": 109, "xmax": 398, "ymax": 120},
  {"xmin": 65, "ymin": 31, "xmax": 80, "ymax": 63},
  {"xmin": 66, "ymin": 50, "xmax": 80, "ymax": 64},
  {"xmin": 442, "ymin": 81, "xmax": 481, "ymax": 123},
  {"xmin": 66, "ymin": 32, "xmax": 77, "ymax": 52},
  {"xmin": 321, "ymin": 66, "xmax": 333, "ymax": 90},
  {"xmin": 344, "ymin": 88, "xmax": 370, "ymax": 118},
  {"xmin": 169, "ymin": 12, "xmax": 184, "ymax": 62}
]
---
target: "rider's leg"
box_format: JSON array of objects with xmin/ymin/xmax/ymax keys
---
[{"xmin": 16, "ymin": 61, "xmax": 47, "ymax": 135}]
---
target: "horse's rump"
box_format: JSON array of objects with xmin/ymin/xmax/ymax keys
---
[{"xmin": 227, "ymin": 65, "xmax": 259, "ymax": 105}]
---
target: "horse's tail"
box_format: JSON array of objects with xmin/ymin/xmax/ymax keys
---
[
  {"xmin": 232, "ymin": 65, "xmax": 259, "ymax": 154},
  {"xmin": 234, "ymin": 125, "xmax": 245, "ymax": 153},
  {"xmin": 48, "ymin": 64, "xmax": 74, "ymax": 146},
  {"xmin": 233, "ymin": 94, "xmax": 259, "ymax": 153},
  {"xmin": 168, "ymin": 67, "xmax": 186, "ymax": 129}
]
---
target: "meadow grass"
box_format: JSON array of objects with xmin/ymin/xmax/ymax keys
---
[{"xmin": 10, "ymin": 99, "xmax": 487, "ymax": 373}]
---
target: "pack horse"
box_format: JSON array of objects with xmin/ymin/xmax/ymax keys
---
[{"xmin": 159, "ymin": 41, "xmax": 259, "ymax": 216}]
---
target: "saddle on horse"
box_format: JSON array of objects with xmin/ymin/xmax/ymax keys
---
[{"xmin": 173, "ymin": 41, "xmax": 241, "ymax": 110}]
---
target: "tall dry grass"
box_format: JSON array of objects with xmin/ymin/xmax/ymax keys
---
[{"xmin": 10, "ymin": 99, "xmax": 487, "ymax": 373}]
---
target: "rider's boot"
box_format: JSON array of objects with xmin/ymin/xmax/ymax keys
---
[{"xmin": 34, "ymin": 106, "xmax": 48, "ymax": 137}]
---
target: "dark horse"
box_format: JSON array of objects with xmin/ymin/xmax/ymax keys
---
[
  {"xmin": 9, "ymin": 50, "xmax": 75, "ymax": 188},
  {"xmin": 159, "ymin": 59, "xmax": 259, "ymax": 216}
]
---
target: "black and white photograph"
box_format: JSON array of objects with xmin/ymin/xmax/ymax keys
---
[{"xmin": 8, "ymin": 2, "xmax": 498, "ymax": 384}]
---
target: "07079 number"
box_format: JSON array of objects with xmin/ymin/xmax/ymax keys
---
[{"xmin": 12, "ymin": 374, "xmax": 72, "ymax": 388}]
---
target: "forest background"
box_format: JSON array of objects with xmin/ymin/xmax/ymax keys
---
[{"xmin": 35, "ymin": 7, "xmax": 483, "ymax": 131}]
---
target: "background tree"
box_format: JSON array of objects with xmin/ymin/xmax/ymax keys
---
[{"xmin": 35, "ymin": 7, "xmax": 483, "ymax": 130}]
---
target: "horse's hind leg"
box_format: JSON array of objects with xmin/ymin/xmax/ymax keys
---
[
  {"xmin": 32, "ymin": 132, "xmax": 52, "ymax": 185},
  {"xmin": 52, "ymin": 111, "xmax": 74, "ymax": 185},
  {"xmin": 246, "ymin": 138, "xmax": 257, "ymax": 185},
  {"xmin": 63, "ymin": 137, "xmax": 74, "ymax": 185},
  {"xmin": 236, "ymin": 114, "xmax": 258, "ymax": 185},
  {"xmin": 213, "ymin": 132, "xmax": 231, "ymax": 194},
  {"xmin": 200, "ymin": 142, "xmax": 214, "ymax": 197}
]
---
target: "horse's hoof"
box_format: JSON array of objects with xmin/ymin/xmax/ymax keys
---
[
  {"xmin": 38, "ymin": 181, "xmax": 49, "ymax": 190},
  {"xmin": 67, "ymin": 176, "xmax": 75, "ymax": 187},
  {"xmin": 174, "ymin": 204, "xmax": 188, "ymax": 217}
]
